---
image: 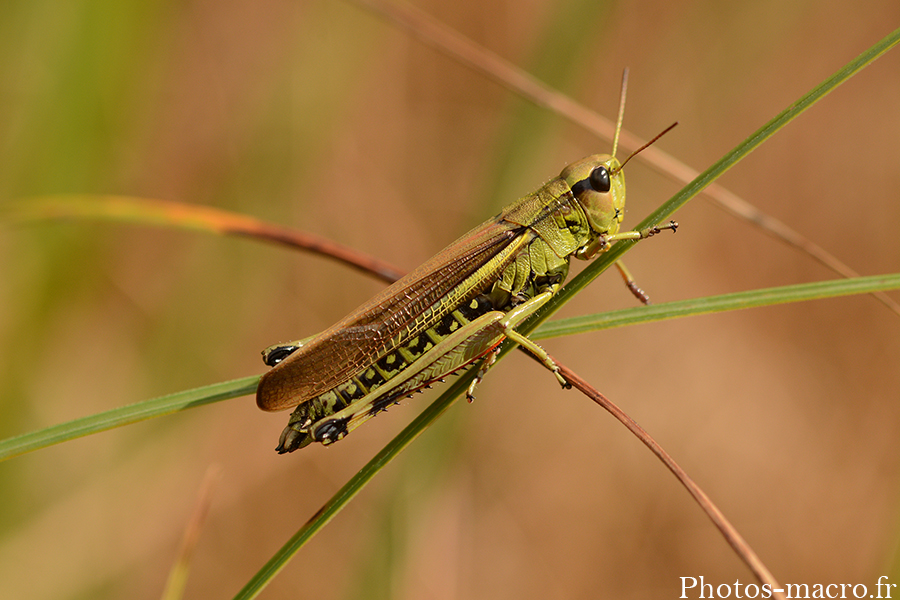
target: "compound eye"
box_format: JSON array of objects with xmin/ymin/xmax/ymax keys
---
[{"xmin": 589, "ymin": 166, "xmax": 611, "ymax": 193}]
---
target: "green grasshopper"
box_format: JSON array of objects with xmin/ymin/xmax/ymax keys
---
[{"xmin": 257, "ymin": 99, "xmax": 676, "ymax": 453}]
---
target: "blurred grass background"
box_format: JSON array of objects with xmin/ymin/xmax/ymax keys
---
[{"xmin": 1, "ymin": 0, "xmax": 899, "ymax": 598}]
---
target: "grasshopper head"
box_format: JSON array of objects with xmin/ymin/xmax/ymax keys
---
[{"xmin": 560, "ymin": 154, "xmax": 626, "ymax": 237}]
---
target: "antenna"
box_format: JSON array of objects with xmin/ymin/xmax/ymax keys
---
[
  {"xmin": 611, "ymin": 68, "xmax": 628, "ymax": 158},
  {"xmin": 618, "ymin": 122, "xmax": 678, "ymax": 172}
]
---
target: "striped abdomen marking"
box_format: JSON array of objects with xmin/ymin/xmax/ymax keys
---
[{"xmin": 279, "ymin": 295, "xmax": 496, "ymax": 450}]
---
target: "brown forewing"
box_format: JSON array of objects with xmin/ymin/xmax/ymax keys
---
[{"xmin": 256, "ymin": 216, "xmax": 528, "ymax": 411}]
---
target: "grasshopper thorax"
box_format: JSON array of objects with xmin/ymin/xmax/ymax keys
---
[{"xmin": 560, "ymin": 154, "xmax": 626, "ymax": 239}]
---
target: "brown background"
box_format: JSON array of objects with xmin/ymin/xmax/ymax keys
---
[{"xmin": 1, "ymin": 0, "xmax": 899, "ymax": 598}]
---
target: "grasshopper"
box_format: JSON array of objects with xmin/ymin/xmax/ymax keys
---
[{"xmin": 257, "ymin": 92, "xmax": 676, "ymax": 453}]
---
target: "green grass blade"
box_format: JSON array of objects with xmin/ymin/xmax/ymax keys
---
[
  {"xmin": 0, "ymin": 375, "xmax": 259, "ymax": 462},
  {"xmin": 534, "ymin": 274, "xmax": 900, "ymax": 339},
  {"xmin": 6, "ymin": 274, "xmax": 897, "ymax": 465},
  {"xmin": 7, "ymin": 272, "xmax": 897, "ymax": 465}
]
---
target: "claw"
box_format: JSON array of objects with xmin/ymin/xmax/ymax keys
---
[{"xmin": 553, "ymin": 370, "xmax": 570, "ymax": 389}]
